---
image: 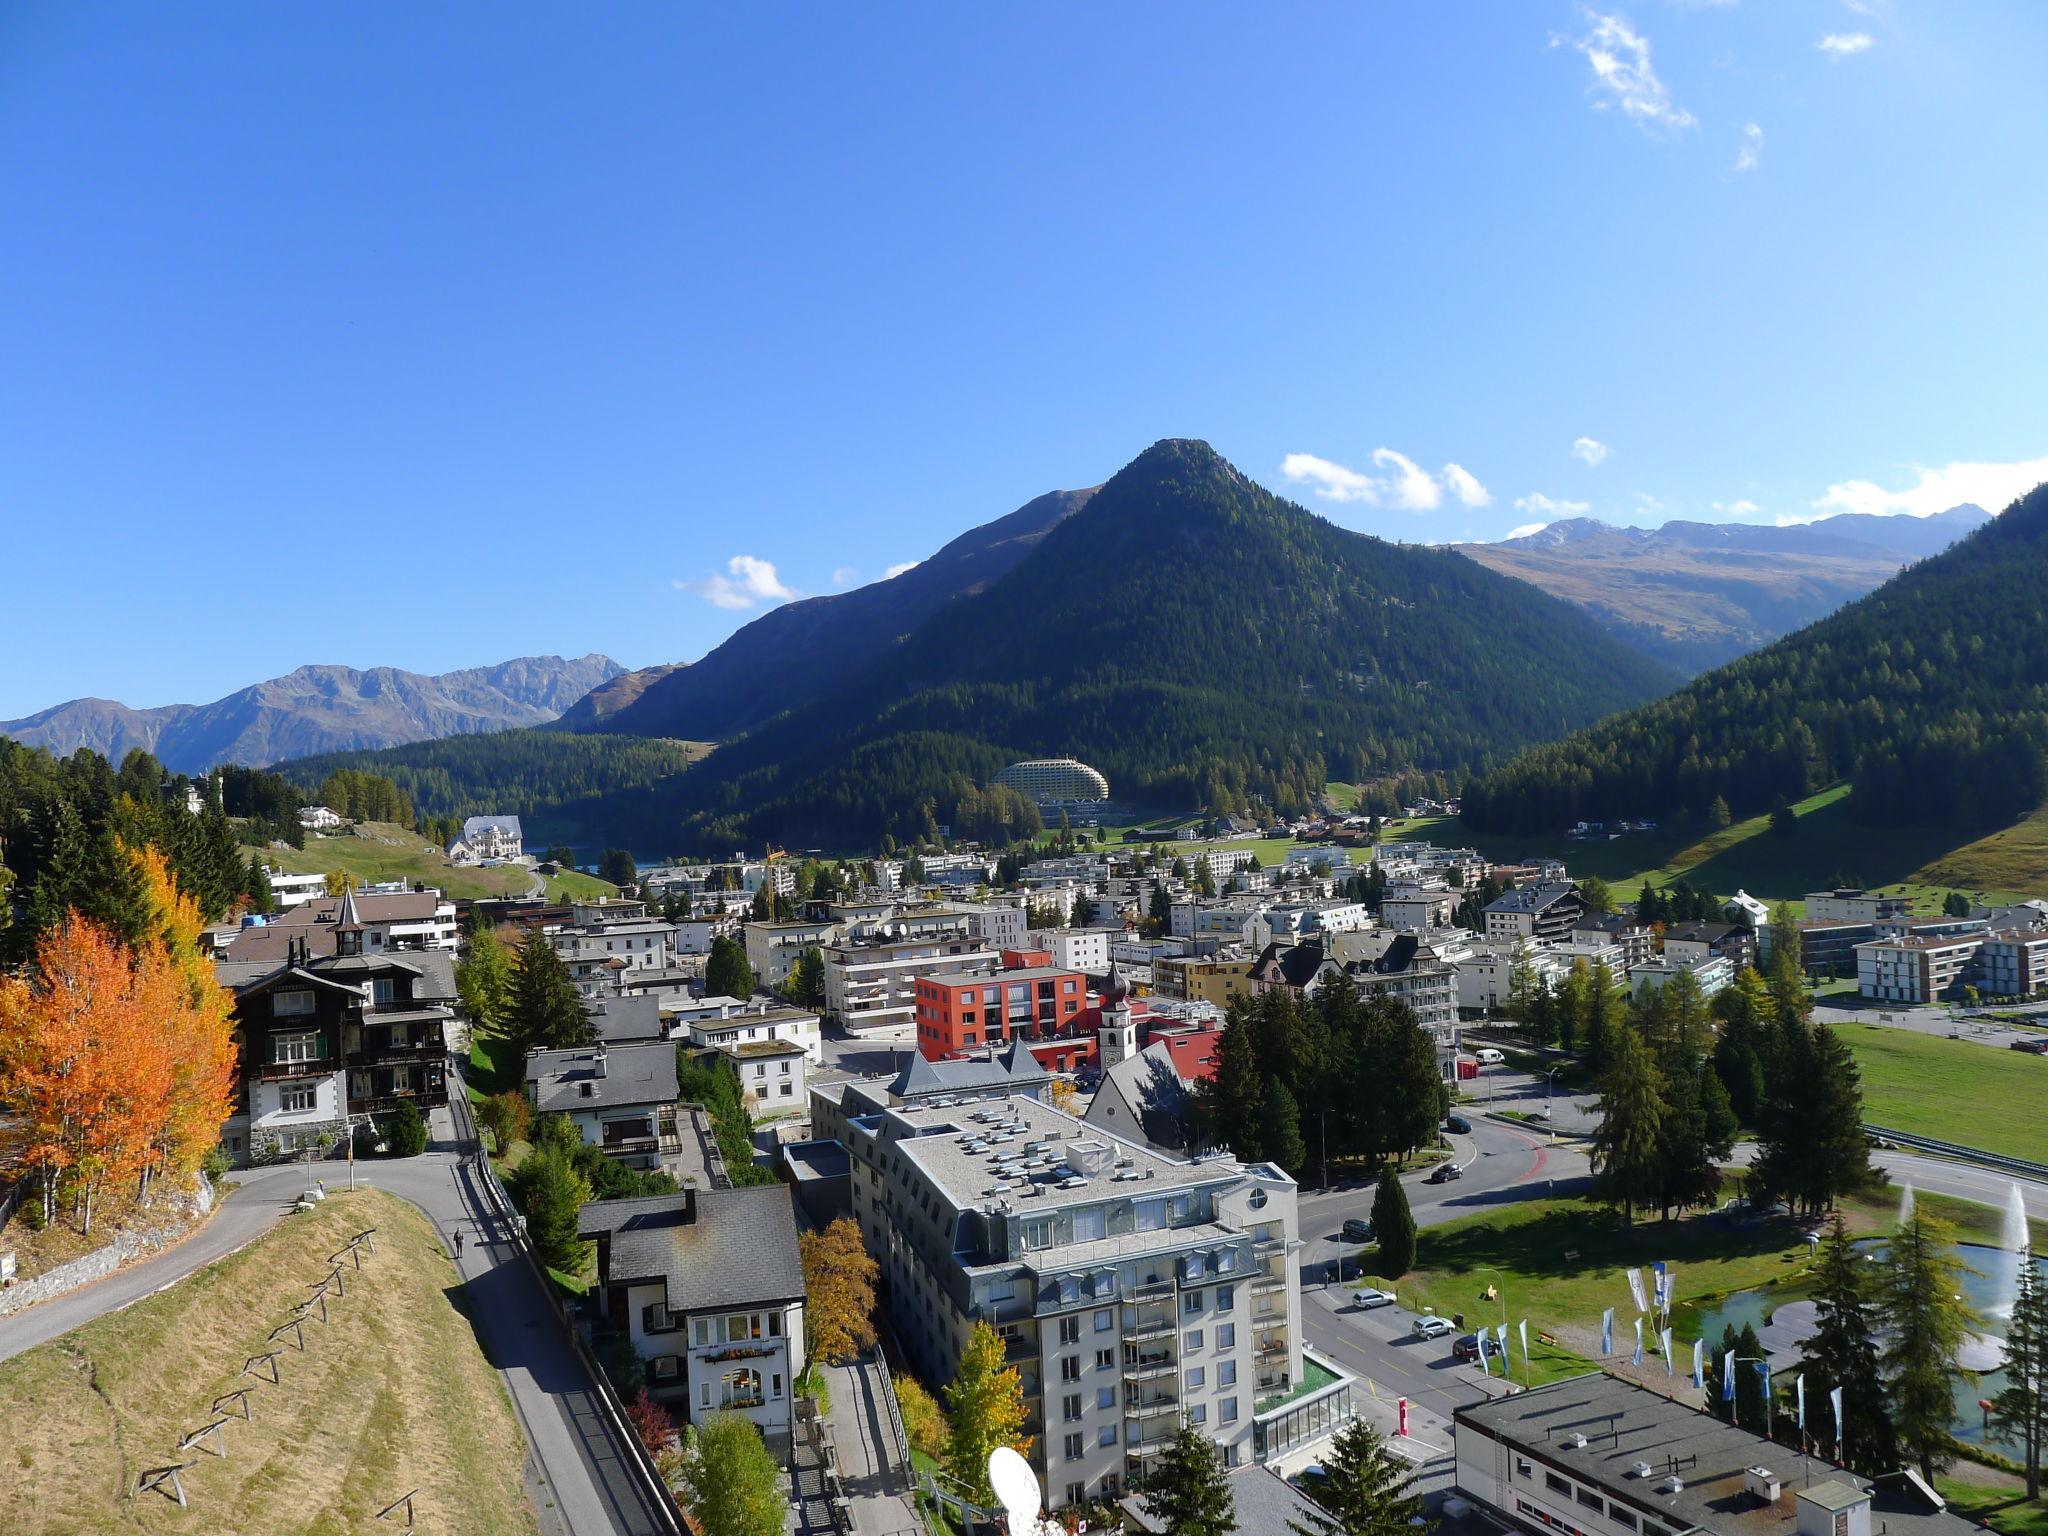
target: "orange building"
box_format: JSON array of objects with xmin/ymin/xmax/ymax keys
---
[{"xmin": 912, "ymin": 965, "xmax": 1087, "ymax": 1059}]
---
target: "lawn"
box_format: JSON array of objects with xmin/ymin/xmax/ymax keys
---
[
  {"xmin": 0, "ymin": 1188, "xmax": 536, "ymax": 1535},
  {"xmin": 546, "ymin": 867, "xmax": 620, "ymax": 902},
  {"xmin": 468, "ymin": 1031, "xmax": 525, "ymax": 1098},
  {"xmin": 260, "ymin": 821, "xmax": 535, "ymax": 901},
  {"xmin": 1366, "ymin": 1195, "xmax": 1832, "ymax": 1377},
  {"xmin": 1838, "ymin": 1023, "xmax": 2048, "ymax": 1164},
  {"xmin": 1939, "ymin": 1484, "xmax": 2048, "ymax": 1536}
]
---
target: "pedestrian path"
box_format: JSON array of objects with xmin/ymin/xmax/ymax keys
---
[{"xmin": 820, "ymin": 1354, "xmax": 925, "ymax": 1535}]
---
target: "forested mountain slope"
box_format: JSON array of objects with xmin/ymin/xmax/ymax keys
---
[{"xmin": 1462, "ymin": 480, "xmax": 2048, "ymax": 837}]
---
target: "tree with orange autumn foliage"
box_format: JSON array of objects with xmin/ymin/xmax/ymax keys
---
[{"xmin": 0, "ymin": 850, "xmax": 237, "ymax": 1235}]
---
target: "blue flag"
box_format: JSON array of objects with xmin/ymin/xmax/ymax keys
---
[
  {"xmin": 1601, "ymin": 1308, "xmax": 1614, "ymax": 1356},
  {"xmin": 1722, "ymin": 1347, "xmax": 1736, "ymax": 1402}
]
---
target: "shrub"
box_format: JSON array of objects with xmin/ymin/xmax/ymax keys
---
[
  {"xmin": 895, "ymin": 1373, "xmax": 947, "ymax": 1460},
  {"xmin": 388, "ymin": 1101, "xmax": 429, "ymax": 1157},
  {"xmin": 201, "ymin": 1144, "xmax": 233, "ymax": 1182},
  {"xmin": 627, "ymin": 1389, "xmax": 675, "ymax": 1457},
  {"xmin": 353, "ymin": 1121, "xmax": 383, "ymax": 1159},
  {"xmin": 479, "ymin": 1090, "xmax": 533, "ymax": 1148}
]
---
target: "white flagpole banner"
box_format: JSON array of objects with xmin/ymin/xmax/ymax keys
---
[
  {"xmin": 1660, "ymin": 1327, "xmax": 1675, "ymax": 1376},
  {"xmin": 1601, "ymin": 1308, "xmax": 1614, "ymax": 1356},
  {"xmin": 1520, "ymin": 1319, "xmax": 1530, "ymax": 1373},
  {"xmin": 1632, "ymin": 1316, "xmax": 1644, "ymax": 1366},
  {"xmin": 1831, "ymin": 1385, "xmax": 1844, "ymax": 1460},
  {"xmin": 1691, "ymin": 1339, "xmax": 1704, "ymax": 1391},
  {"xmin": 1626, "ymin": 1267, "xmax": 1647, "ymax": 1313},
  {"xmin": 1796, "ymin": 1373, "xmax": 1806, "ymax": 1431},
  {"xmin": 1723, "ymin": 1347, "xmax": 1737, "ymax": 1403}
]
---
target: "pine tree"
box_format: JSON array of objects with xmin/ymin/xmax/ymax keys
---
[
  {"xmin": 1989, "ymin": 1249, "xmax": 2048, "ymax": 1499},
  {"xmin": 1371, "ymin": 1164, "xmax": 1416, "ymax": 1278},
  {"xmin": 1264, "ymin": 1078, "xmax": 1307, "ymax": 1175},
  {"xmin": 1582, "ymin": 964, "xmax": 1623, "ymax": 1075},
  {"xmin": 245, "ymin": 853, "xmax": 276, "ymax": 915},
  {"xmin": 782, "ymin": 945, "xmax": 826, "ymax": 1009},
  {"xmin": 509, "ymin": 1145, "xmax": 591, "ymax": 1273},
  {"xmin": 1884, "ymin": 1210, "xmax": 1984, "ymax": 1479},
  {"xmin": 507, "ymin": 927, "xmax": 591, "ymax": 1066},
  {"xmin": 1140, "ymin": 1422, "xmax": 1235, "ymax": 1536},
  {"xmin": 705, "ymin": 935, "xmax": 756, "ymax": 1000},
  {"xmin": 1196, "ymin": 1003, "xmax": 1265, "ymax": 1161},
  {"xmin": 943, "ymin": 1322, "xmax": 1030, "ymax": 1504},
  {"xmin": 457, "ymin": 924, "xmax": 515, "ymax": 1039},
  {"xmin": 1292, "ymin": 1418, "xmax": 1426, "ymax": 1536},
  {"xmin": 1799, "ymin": 1215, "xmax": 1898, "ymax": 1474},
  {"xmin": 1591, "ymin": 1022, "xmax": 1666, "ymax": 1222}
]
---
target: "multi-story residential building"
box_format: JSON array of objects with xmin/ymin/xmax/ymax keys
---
[
  {"xmin": 743, "ymin": 918, "xmax": 842, "ymax": 988},
  {"xmin": 1381, "ymin": 883, "xmax": 1458, "ymax": 932},
  {"xmin": 679, "ymin": 999, "xmax": 823, "ymax": 1063},
  {"xmin": 1333, "ymin": 931, "xmax": 1460, "ymax": 1055},
  {"xmin": 1152, "ymin": 955, "xmax": 1255, "ymax": 1008},
  {"xmin": 721, "ymin": 1038, "xmax": 808, "ymax": 1114},
  {"xmin": 1284, "ymin": 846, "xmax": 1354, "ymax": 873},
  {"xmin": 221, "ymin": 891, "xmax": 452, "ymax": 1164},
  {"xmin": 913, "ymin": 965, "xmax": 1089, "ymax": 1059},
  {"xmin": 1631, "ymin": 952, "xmax": 1734, "ymax": 1000},
  {"xmin": 945, "ymin": 901, "xmax": 1030, "ymax": 951},
  {"xmin": 1028, "ymin": 927, "xmax": 1116, "ymax": 973},
  {"xmin": 1661, "ymin": 920, "xmax": 1756, "ymax": 974},
  {"xmin": 526, "ymin": 1042, "xmax": 682, "ymax": 1172},
  {"xmin": 992, "ymin": 757, "xmax": 1112, "ymax": 804},
  {"xmin": 824, "ymin": 932, "xmax": 1000, "ymax": 1032},
  {"xmin": 1805, "ymin": 888, "xmax": 1913, "ymax": 924},
  {"xmin": 809, "ymin": 1041, "xmax": 1053, "ymax": 1151},
  {"xmin": 225, "ymin": 889, "xmax": 460, "ymax": 961},
  {"xmin": 1570, "ymin": 914, "xmax": 1655, "ymax": 971},
  {"xmin": 1856, "ymin": 932, "xmax": 1987, "ymax": 1004},
  {"xmin": 550, "ymin": 918, "xmax": 677, "ymax": 997},
  {"xmin": 841, "ymin": 1092, "xmax": 1352, "ymax": 1510},
  {"xmin": 579, "ymin": 1186, "xmax": 807, "ymax": 1455},
  {"xmin": 1454, "ymin": 1373, "xmax": 1977, "ymax": 1536},
  {"xmin": 1484, "ymin": 883, "xmax": 1586, "ymax": 944},
  {"xmin": 1724, "ymin": 890, "xmax": 1772, "ymax": 930},
  {"xmin": 263, "ymin": 868, "xmax": 331, "ymax": 911},
  {"xmin": 1977, "ymin": 928, "xmax": 2048, "ymax": 1000}
]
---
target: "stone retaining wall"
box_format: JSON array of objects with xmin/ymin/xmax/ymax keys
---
[{"xmin": 0, "ymin": 1174, "xmax": 215, "ymax": 1320}]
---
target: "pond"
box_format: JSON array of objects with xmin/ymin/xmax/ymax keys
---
[{"xmin": 1685, "ymin": 1240, "xmax": 2047, "ymax": 1454}]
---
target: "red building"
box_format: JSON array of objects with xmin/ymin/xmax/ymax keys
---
[{"xmin": 912, "ymin": 964, "xmax": 1087, "ymax": 1060}]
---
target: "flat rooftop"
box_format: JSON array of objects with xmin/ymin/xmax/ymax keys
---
[
  {"xmin": 887, "ymin": 1093, "xmax": 1262, "ymax": 1214},
  {"xmin": 1459, "ymin": 1374, "xmax": 1976, "ymax": 1536}
]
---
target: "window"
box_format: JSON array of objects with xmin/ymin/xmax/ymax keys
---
[
  {"xmin": 1060, "ymin": 1356, "xmax": 1081, "ymax": 1382},
  {"xmin": 694, "ymin": 1319, "xmax": 711, "ymax": 1347},
  {"xmin": 1187, "ymin": 1404, "xmax": 1207, "ymax": 1426},
  {"xmin": 1216, "ymin": 1284, "xmax": 1234, "ymax": 1311},
  {"xmin": 1218, "ymin": 1360, "xmax": 1236, "ymax": 1386},
  {"xmin": 1184, "ymin": 1330, "xmax": 1203, "ymax": 1351},
  {"xmin": 700, "ymin": 1382, "xmax": 712, "ymax": 1410},
  {"xmin": 1059, "ymin": 1316, "xmax": 1081, "ymax": 1346},
  {"xmin": 1545, "ymin": 1473, "xmax": 1570, "ymax": 1496},
  {"xmin": 1517, "ymin": 1458, "xmax": 1533, "ymax": 1480},
  {"xmin": 1577, "ymin": 1489, "xmax": 1603, "ymax": 1512},
  {"xmin": 371, "ymin": 978, "xmax": 396, "ymax": 1005},
  {"xmin": 1184, "ymin": 1290, "xmax": 1204, "ymax": 1314},
  {"xmin": 1097, "ymin": 1387, "xmax": 1115, "ymax": 1411},
  {"xmin": 1065, "ymin": 1482, "xmax": 1086, "ymax": 1507},
  {"xmin": 272, "ymin": 989, "xmax": 315, "ymax": 1017},
  {"xmin": 1095, "ymin": 1349, "xmax": 1114, "ymax": 1372},
  {"xmin": 281, "ymin": 1085, "xmax": 317, "ymax": 1114},
  {"xmin": 1220, "ymin": 1397, "xmax": 1238, "ymax": 1424},
  {"xmin": 1098, "ymin": 1424, "xmax": 1118, "ymax": 1447},
  {"xmin": 1217, "ymin": 1324, "xmax": 1235, "ymax": 1350},
  {"xmin": 650, "ymin": 1355, "xmax": 680, "ymax": 1382},
  {"xmin": 1062, "ymin": 1394, "xmax": 1083, "ymax": 1423},
  {"xmin": 1609, "ymin": 1508, "xmax": 1638, "ymax": 1530},
  {"xmin": 275, "ymin": 1033, "xmax": 322, "ymax": 1064},
  {"xmin": 1094, "ymin": 1308, "xmax": 1113, "ymax": 1332},
  {"xmin": 1184, "ymin": 1366, "xmax": 1205, "ymax": 1389}
]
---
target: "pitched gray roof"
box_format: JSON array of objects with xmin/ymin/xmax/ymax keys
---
[
  {"xmin": 586, "ymin": 994, "xmax": 665, "ymax": 1044},
  {"xmin": 889, "ymin": 1037, "xmax": 1049, "ymax": 1099},
  {"xmin": 526, "ymin": 1041, "xmax": 678, "ymax": 1114},
  {"xmin": 579, "ymin": 1186, "xmax": 805, "ymax": 1312}
]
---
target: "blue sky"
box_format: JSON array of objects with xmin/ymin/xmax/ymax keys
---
[{"xmin": 3, "ymin": 2, "xmax": 2045, "ymax": 717}]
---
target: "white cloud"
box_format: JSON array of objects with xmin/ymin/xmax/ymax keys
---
[
  {"xmin": 1818, "ymin": 31, "xmax": 1874, "ymax": 56},
  {"xmin": 1504, "ymin": 522, "xmax": 1552, "ymax": 540},
  {"xmin": 1441, "ymin": 463, "xmax": 1493, "ymax": 508},
  {"xmin": 1280, "ymin": 449, "xmax": 1492, "ymax": 513},
  {"xmin": 674, "ymin": 554, "xmax": 799, "ymax": 610},
  {"xmin": 831, "ymin": 566, "xmax": 859, "ymax": 587},
  {"xmin": 1571, "ymin": 436, "xmax": 1611, "ymax": 467},
  {"xmin": 1733, "ymin": 122, "xmax": 1763, "ymax": 173},
  {"xmin": 1713, "ymin": 498, "xmax": 1763, "ymax": 517},
  {"xmin": 1561, "ymin": 10, "xmax": 1697, "ymax": 133},
  {"xmin": 884, "ymin": 560, "xmax": 921, "ymax": 579},
  {"xmin": 1807, "ymin": 455, "xmax": 2048, "ymax": 520},
  {"xmin": 1514, "ymin": 493, "xmax": 1593, "ymax": 516}
]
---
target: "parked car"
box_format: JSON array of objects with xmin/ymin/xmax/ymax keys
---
[
  {"xmin": 1474, "ymin": 1047, "xmax": 1505, "ymax": 1065},
  {"xmin": 2010, "ymin": 1040, "xmax": 2048, "ymax": 1054},
  {"xmin": 1453, "ymin": 1333, "xmax": 1486, "ymax": 1363},
  {"xmin": 1428, "ymin": 1162, "xmax": 1464, "ymax": 1184},
  {"xmin": 1352, "ymin": 1287, "xmax": 1398, "ymax": 1310},
  {"xmin": 1413, "ymin": 1314, "xmax": 1454, "ymax": 1340},
  {"xmin": 1342, "ymin": 1218, "xmax": 1375, "ymax": 1243},
  {"xmin": 1444, "ymin": 1114, "xmax": 1472, "ymax": 1135}
]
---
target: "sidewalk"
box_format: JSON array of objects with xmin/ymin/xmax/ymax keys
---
[{"xmin": 820, "ymin": 1354, "xmax": 924, "ymax": 1536}]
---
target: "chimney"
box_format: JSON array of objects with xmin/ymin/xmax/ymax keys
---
[{"xmin": 594, "ymin": 1047, "xmax": 608, "ymax": 1079}]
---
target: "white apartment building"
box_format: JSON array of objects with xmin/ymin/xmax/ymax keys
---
[
  {"xmin": 1855, "ymin": 933, "xmax": 1982, "ymax": 1004},
  {"xmin": 680, "ymin": 999, "xmax": 824, "ymax": 1064},
  {"xmin": 744, "ymin": 918, "xmax": 842, "ymax": 988},
  {"xmin": 946, "ymin": 901, "xmax": 1029, "ymax": 951},
  {"xmin": 551, "ymin": 919, "xmax": 676, "ymax": 998},
  {"xmin": 1631, "ymin": 952, "xmax": 1735, "ymax": 1000},
  {"xmin": 1806, "ymin": 888, "xmax": 1912, "ymax": 924},
  {"xmin": 824, "ymin": 936, "xmax": 999, "ymax": 1031},
  {"xmin": 579, "ymin": 1187, "xmax": 807, "ymax": 1456},
  {"xmin": 842, "ymin": 1094, "xmax": 1353, "ymax": 1511},
  {"xmin": 723, "ymin": 1038, "xmax": 808, "ymax": 1114},
  {"xmin": 1381, "ymin": 883, "xmax": 1458, "ymax": 932},
  {"xmin": 264, "ymin": 868, "xmax": 331, "ymax": 911},
  {"xmin": 1029, "ymin": 927, "xmax": 1115, "ymax": 974},
  {"xmin": 1978, "ymin": 928, "xmax": 2048, "ymax": 1000}
]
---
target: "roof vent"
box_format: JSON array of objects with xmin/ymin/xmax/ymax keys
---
[
  {"xmin": 1658, "ymin": 1477, "xmax": 1685, "ymax": 1496},
  {"xmin": 1744, "ymin": 1468, "xmax": 1781, "ymax": 1505},
  {"xmin": 1630, "ymin": 1462, "xmax": 1654, "ymax": 1480},
  {"xmin": 1562, "ymin": 1433, "xmax": 1589, "ymax": 1451}
]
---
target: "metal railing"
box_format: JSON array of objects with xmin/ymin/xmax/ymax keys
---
[{"xmin": 1862, "ymin": 1123, "xmax": 2048, "ymax": 1181}]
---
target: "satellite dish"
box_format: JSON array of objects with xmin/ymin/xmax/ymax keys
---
[{"xmin": 989, "ymin": 1446, "xmax": 1043, "ymax": 1529}]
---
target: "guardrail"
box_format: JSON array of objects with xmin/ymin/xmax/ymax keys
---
[
  {"xmin": 449, "ymin": 1066, "xmax": 688, "ymax": 1536},
  {"xmin": 867, "ymin": 1345, "xmax": 914, "ymax": 1484},
  {"xmin": 1863, "ymin": 1123, "xmax": 2048, "ymax": 1182}
]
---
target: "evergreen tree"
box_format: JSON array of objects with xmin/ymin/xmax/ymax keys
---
[
  {"xmin": 782, "ymin": 945, "xmax": 826, "ymax": 1009},
  {"xmin": 1989, "ymin": 1249, "xmax": 2048, "ymax": 1500},
  {"xmin": 1653, "ymin": 1058, "xmax": 1736, "ymax": 1219},
  {"xmin": 1264, "ymin": 1078, "xmax": 1307, "ymax": 1176},
  {"xmin": 705, "ymin": 934, "xmax": 756, "ymax": 999},
  {"xmin": 1292, "ymin": 1419, "xmax": 1427, "ymax": 1536},
  {"xmin": 1555, "ymin": 961, "xmax": 1593, "ymax": 1055},
  {"xmin": 1371, "ymin": 1165, "xmax": 1416, "ymax": 1278},
  {"xmin": 507, "ymin": 927, "xmax": 592, "ymax": 1065},
  {"xmin": 1148, "ymin": 881, "xmax": 1173, "ymax": 936},
  {"xmin": 458, "ymin": 924, "xmax": 515, "ymax": 1039},
  {"xmin": 1750, "ymin": 1021, "xmax": 1871, "ymax": 1216},
  {"xmin": 1581, "ymin": 962, "xmax": 1623, "ymax": 1075},
  {"xmin": 1799, "ymin": 1215, "xmax": 1898, "ymax": 1475},
  {"xmin": 1733, "ymin": 1323, "xmax": 1768, "ymax": 1431},
  {"xmin": 387, "ymin": 1100, "xmax": 429, "ymax": 1156},
  {"xmin": 749, "ymin": 884, "xmax": 773, "ymax": 921},
  {"xmin": 1196, "ymin": 1003, "xmax": 1265, "ymax": 1161},
  {"xmin": 509, "ymin": 1145, "xmax": 591, "ymax": 1272},
  {"xmin": 1884, "ymin": 1210, "xmax": 1984, "ymax": 1479},
  {"xmin": 943, "ymin": 1322, "xmax": 1031, "ymax": 1505},
  {"xmin": 1141, "ymin": 1422, "xmax": 1235, "ymax": 1536},
  {"xmin": 599, "ymin": 847, "xmax": 638, "ymax": 888},
  {"xmin": 1590, "ymin": 1022, "xmax": 1666, "ymax": 1222},
  {"xmin": 245, "ymin": 853, "xmax": 276, "ymax": 915}
]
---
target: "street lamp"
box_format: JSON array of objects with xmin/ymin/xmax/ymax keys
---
[{"xmin": 1545, "ymin": 1067, "xmax": 1563, "ymax": 1145}]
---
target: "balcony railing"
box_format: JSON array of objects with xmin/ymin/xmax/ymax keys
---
[
  {"xmin": 1124, "ymin": 1396, "xmax": 1179, "ymax": 1420},
  {"xmin": 254, "ymin": 1058, "xmax": 330, "ymax": 1081},
  {"xmin": 1122, "ymin": 1352, "xmax": 1175, "ymax": 1379},
  {"xmin": 1125, "ymin": 1312, "xmax": 1174, "ymax": 1341}
]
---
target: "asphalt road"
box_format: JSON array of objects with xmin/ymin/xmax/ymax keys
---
[{"xmin": 0, "ymin": 1106, "xmax": 671, "ymax": 1536}]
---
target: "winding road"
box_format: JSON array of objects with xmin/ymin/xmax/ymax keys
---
[{"xmin": 0, "ymin": 1103, "xmax": 670, "ymax": 1536}]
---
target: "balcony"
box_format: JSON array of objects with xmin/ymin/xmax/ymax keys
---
[
  {"xmin": 253, "ymin": 1057, "xmax": 331, "ymax": 1082},
  {"xmin": 1125, "ymin": 1311, "xmax": 1174, "ymax": 1342},
  {"xmin": 1124, "ymin": 1395, "xmax": 1179, "ymax": 1421},
  {"xmin": 1252, "ymin": 1271, "xmax": 1286, "ymax": 1295},
  {"xmin": 1122, "ymin": 1352, "xmax": 1175, "ymax": 1380},
  {"xmin": 1255, "ymin": 1339, "xmax": 1290, "ymax": 1363}
]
